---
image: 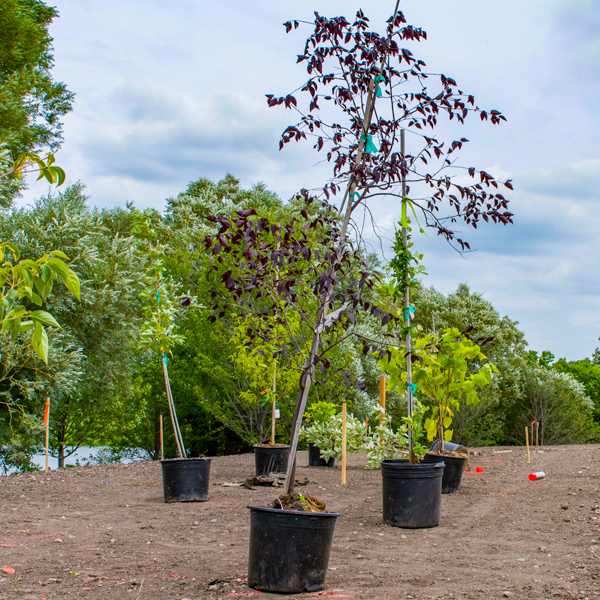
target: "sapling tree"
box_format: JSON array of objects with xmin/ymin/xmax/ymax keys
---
[
  {"xmin": 227, "ymin": 314, "xmax": 303, "ymax": 445},
  {"xmin": 206, "ymin": 4, "xmax": 513, "ymax": 495},
  {"xmin": 379, "ymin": 327, "xmax": 497, "ymax": 453},
  {"xmin": 134, "ymin": 210, "xmax": 195, "ymax": 459}
]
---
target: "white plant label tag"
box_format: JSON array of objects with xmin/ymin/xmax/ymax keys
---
[{"xmin": 275, "ymin": 409, "xmax": 280, "ymax": 419}]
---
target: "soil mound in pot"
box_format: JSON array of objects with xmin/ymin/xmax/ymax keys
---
[
  {"xmin": 269, "ymin": 493, "xmax": 326, "ymax": 512},
  {"xmin": 426, "ymin": 450, "xmax": 471, "ymax": 469}
]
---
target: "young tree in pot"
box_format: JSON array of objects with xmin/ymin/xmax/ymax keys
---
[
  {"xmin": 134, "ymin": 211, "xmax": 208, "ymax": 503},
  {"xmin": 229, "ymin": 316, "xmax": 302, "ymax": 475},
  {"xmin": 386, "ymin": 327, "xmax": 498, "ymax": 493},
  {"xmin": 205, "ymin": 2, "xmax": 513, "ymax": 590}
]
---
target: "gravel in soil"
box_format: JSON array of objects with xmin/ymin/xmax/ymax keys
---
[{"xmin": 1, "ymin": 445, "xmax": 599, "ymax": 599}]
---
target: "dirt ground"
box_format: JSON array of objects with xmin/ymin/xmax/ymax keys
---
[{"xmin": 1, "ymin": 445, "xmax": 599, "ymax": 600}]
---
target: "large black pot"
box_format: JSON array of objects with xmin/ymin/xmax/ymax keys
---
[
  {"xmin": 160, "ymin": 457, "xmax": 211, "ymax": 503},
  {"xmin": 308, "ymin": 443, "xmax": 335, "ymax": 468},
  {"xmin": 422, "ymin": 452, "xmax": 467, "ymax": 494},
  {"xmin": 254, "ymin": 445, "xmax": 290, "ymax": 476},
  {"xmin": 247, "ymin": 505, "xmax": 340, "ymax": 593},
  {"xmin": 381, "ymin": 459, "xmax": 444, "ymax": 528}
]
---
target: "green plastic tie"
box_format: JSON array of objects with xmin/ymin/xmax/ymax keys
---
[
  {"xmin": 374, "ymin": 74, "xmax": 385, "ymax": 98},
  {"xmin": 156, "ymin": 290, "xmax": 160, "ymax": 303},
  {"xmin": 402, "ymin": 306, "xmax": 415, "ymax": 320},
  {"xmin": 406, "ymin": 382, "xmax": 417, "ymax": 394},
  {"xmin": 163, "ymin": 354, "xmax": 168, "ymax": 367},
  {"xmin": 361, "ymin": 133, "xmax": 378, "ymax": 154}
]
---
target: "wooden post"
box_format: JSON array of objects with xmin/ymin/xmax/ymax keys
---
[
  {"xmin": 159, "ymin": 414, "xmax": 164, "ymax": 460},
  {"xmin": 271, "ymin": 364, "xmax": 277, "ymax": 445},
  {"xmin": 525, "ymin": 426, "xmax": 530, "ymax": 463},
  {"xmin": 44, "ymin": 397, "xmax": 50, "ymax": 473},
  {"xmin": 531, "ymin": 421, "xmax": 534, "ymax": 448},
  {"xmin": 536, "ymin": 422, "xmax": 539, "ymax": 446},
  {"xmin": 379, "ymin": 376, "xmax": 386, "ymax": 426},
  {"xmin": 341, "ymin": 403, "xmax": 347, "ymax": 485}
]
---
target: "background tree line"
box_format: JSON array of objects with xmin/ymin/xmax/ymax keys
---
[
  {"xmin": 1, "ymin": 0, "xmax": 599, "ymax": 472},
  {"xmin": 0, "ymin": 176, "xmax": 598, "ymax": 471}
]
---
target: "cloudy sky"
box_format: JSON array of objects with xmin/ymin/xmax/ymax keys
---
[{"xmin": 22, "ymin": 0, "xmax": 600, "ymax": 361}]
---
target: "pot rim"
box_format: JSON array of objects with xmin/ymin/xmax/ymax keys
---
[
  {"xmin": 247, "ymin": 504, "xmax": 340, "ymax": 518},
  {"xmin": 160, "ymin": 457, "xmax": 212, "ymax": 463},
  {"xmin": 253, "ymin": 444, "xmax": 290, "ymax": 447},
  {"xmin": 424, "ymin": 452, "xmax": 468, "ymax": 462},
  {"xmin": 381, "ymin": 458, "xmax": 444, "ymax": 467}
]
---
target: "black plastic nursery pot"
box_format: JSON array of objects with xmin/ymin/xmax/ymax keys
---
[
  {"xmin": 247, "ymin": 505, "xmax": 340, "ymax": 593},
  {"xmin": 254, "ymin": 445, "xmax": 290, "ymax": 476},
  {"xmin": 422, "ymin": 452, "xmax": 468, "ymax": 494},
  {"xmin": 381, "ymin": 459, "xmax": 444, "ymax": 528},
  {"xmin": 160, "ymin": 457, "xmax": 211, "ymax": 503},
  {"xmin": 429, "ymin": 439, "xmax": 467, "ymax": 454},
  {"xmin": 308, "ymin": 443, "xmax": 335, "ymax": 468}
]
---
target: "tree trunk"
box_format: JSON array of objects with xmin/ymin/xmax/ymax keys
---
[{"xmin": 57, "ymin": 417, "xmax": 66, "ymax": 468}]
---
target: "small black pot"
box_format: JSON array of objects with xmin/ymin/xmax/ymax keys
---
[
  {"xmin": 254, "ymin": 445, "xmax": 290, "ymax": 476},
  {"xmin": 423, "ymin": 452, "xmax": 467, "ymax": 494},
  {"xmin": 247, "ymin": 505, "xmax": 340, "ymax": 593},
  {"xmin": 429, "ymin": 440, "xmax": 467, "ymax": 454},
  {"xmin": 381, "ymin": 459, "xmax": 444, "ymax": 528},
  {"xmin": 160, "ymin": 457, "xmax": 211, "ymax": 503},
  {"xmin": 308, "ymin": 443, "xmax": 335, "ymax": 468}
]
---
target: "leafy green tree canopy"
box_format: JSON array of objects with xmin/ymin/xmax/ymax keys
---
[{"xmin": 0, "ymin": 0, "xmax": 74, "ymax": 157}]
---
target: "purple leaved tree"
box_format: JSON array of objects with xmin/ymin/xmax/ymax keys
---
[{"xmin": 206, "ymin": 2, "xmax": 513, "ymax": 495}]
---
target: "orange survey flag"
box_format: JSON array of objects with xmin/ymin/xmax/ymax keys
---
[{"xmin": 43, "ymin": 398, "xmax": 50, "ymax": 426}]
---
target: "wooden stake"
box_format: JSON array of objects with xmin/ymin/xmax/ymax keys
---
[
  {"xmin": 271, "ymin": 363, "xmax": 277, "ymax": 445},
  {"xmin": 341, "ymin": 403, "xmax": 347, "ymax": 485},
  {"xmin": 536, "ymin": 422, "xmax": 539, "ymax": 446},
  {"xmin": 531, "ymin": 421, "xmax": 534, "ymax": 448},
  {"xmin": 44, "ymin": 397, "xmax": 50, "ymax": 473},
  {"xmin": 162, "ymin": 355, "xmax": 185, "ymax": 458},
  {"xmin": 379, "ymin": 376, "xmax": 386, "ymax": 426},
  {"xmin": 159, "ymin": 414, "xmax": 164, "ymax": 460},
  {"xmin": 400, "ymin": 129, "xmax": 416, "ymax": 464},
  {"xmin": 525, "ymin": 426, "xmax": 530, "ymax": 463}
]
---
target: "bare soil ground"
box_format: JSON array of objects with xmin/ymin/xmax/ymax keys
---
[{"xmin": 1, "ymin": 445, "xmax": 599, "ymax": 600}]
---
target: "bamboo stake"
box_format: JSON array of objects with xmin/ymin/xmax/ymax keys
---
[
  {"xmin": 341, "ymin": 403, "xmax": 347, "ymax": 485},
  {"xmin": 159, "ymin": 414, "xmax": 164, "ymax": 460},
  {"xmin": 162, "ymin": 356, "xmax": 186, "ymax": 459},
  {"xmin": 379, "ymin": 376, "xmax": 386, "ymax": 426},
  {"xmin": 401, "ymin": 129, "xmax": 415, "ymax": 463},
  {"xmin": 271, "ymin": 363, "xmax": 277, "ymax": 445},
  {"xmin": 439, "ymin": 404, "xmax": 444, "ymax": 453},
  {"xmin": 531, "ymin": 421, "xmax": 534, "ymax": 448},
  {"xmin": 44, "ymin": 397, "xmax": 50, "ymax": 473},
  {"xmin": 525, "ymin": 426, "xmax": 530, "ymax": 463}
]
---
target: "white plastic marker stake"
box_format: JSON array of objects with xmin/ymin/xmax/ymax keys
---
[
  {"xmin": 525, "ymin": 426, "xmax": 530, "ymax": 463},
  {"xmin": 529, "ymin": 471, "xmax": 545, "ymax": 481}
]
